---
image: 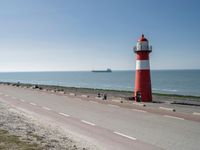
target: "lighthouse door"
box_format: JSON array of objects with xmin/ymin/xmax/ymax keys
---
[{"xmin": 136, "ymin": 91, "xmax": 142, "ymax": 102}]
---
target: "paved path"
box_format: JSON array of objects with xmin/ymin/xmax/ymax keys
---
[{"xmin": 0, "ymin": 85, "xmax": 200, "ymax": 150}]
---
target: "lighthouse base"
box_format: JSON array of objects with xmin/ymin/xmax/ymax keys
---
[{"xmin": 134, "ymin": 70, "xmax": 152, "ymax": 102}]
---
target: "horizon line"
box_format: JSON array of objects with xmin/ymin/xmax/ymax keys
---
[{"xmin": 0, "ymin": 69, "xmax": 199, "ymax": 73}]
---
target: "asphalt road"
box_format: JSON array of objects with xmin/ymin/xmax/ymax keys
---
[{"xmin": 0, "ymin": 85, "xmax": 199, "ymax": 150}]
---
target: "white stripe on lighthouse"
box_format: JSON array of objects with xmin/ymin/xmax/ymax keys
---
[{"xmin": 136, "ymin": 60, "xmax": 150, "ymax": 70}]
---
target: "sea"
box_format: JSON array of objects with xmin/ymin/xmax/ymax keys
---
[{"xmin": 0, "ymin": 70, "xmax": 199, "ymax": 96}]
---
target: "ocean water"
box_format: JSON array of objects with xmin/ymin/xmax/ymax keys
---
[{"xmin": 0, "ymin": 70, "xmax": 199, "ymax": 96}]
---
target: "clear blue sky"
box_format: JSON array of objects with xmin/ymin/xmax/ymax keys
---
[{"xmin": 0, "ymin": 0, "xmax": 199, "ymax": 71}]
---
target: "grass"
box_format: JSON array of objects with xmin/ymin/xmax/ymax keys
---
[
  {"xmin": 0, "ymin": 129, "xmax": 42, "ymax": 150},
  {"xmin": 153, "ymin": 92, "xmax": 200, "ymax": 99}
]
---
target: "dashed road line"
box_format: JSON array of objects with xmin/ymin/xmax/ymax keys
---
[
  {"xmin": 95, "ymin": 97, "xmax": 102, "ymax": 100},
  {"xmin": 89, "ymin": 101, "xmax": 98, "ymax": 104},
  {"xmin": 69, "ymin": 93, "xmax": 76, "ymax": 96},
  {"xmin": 81, "ymin": 95, "xmax": 89, "ymax": 98},
  {"xmin": 107, "ymin": 104, "xmax": 119, "ymax": 108},
  {"xmin": 5, "ymin": 94, "xmax": 9, "ymax": 97},
  {"xmin": 159, "ymin": 107, "xmax": 175, "ymax": 112},
  {"xmin": 132, "ymin": 109, "xmax": 147, "ymax": 113},
  {"xmin": 20, "ymin": 99, "xmax": 25, "ymax": 102},
  {"xmin": 132, "ymin": 102, "xmax": 146, "ymax": 107},
  {"xmin": 59, "ymin": 112, "xmax": 70, "ymax": 117},
  {"xmin": 114, "ymin": 132, "xmax": 136, "ymax": 140},
  {"xmin": 81, "ymin": 120, "xmax": 95, "ymax": 126},
  {"xmin": 12, "ymin": 96, "xmax": 17, "ymax": 99},
  {"xmin": 164, "ymin": 115, "xmax": 184, "ymax": 120},
  {"xmin": 30, "ymin": 102, "xmax": 37, "ymax": 106},
  {"xmin": 42, "ymin": 107, "xmax": 51, "ymax": 111},
  {"xmin": 193, "ymin": 112, "xmax": 200, "ymax": 116}
]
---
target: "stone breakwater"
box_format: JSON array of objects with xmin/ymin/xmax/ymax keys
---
[{"xmin": 0, "ymin": 102, "xmax": 90, "ymax": 150}]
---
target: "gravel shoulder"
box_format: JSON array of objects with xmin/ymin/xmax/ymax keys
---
[{"xmin": 0, "ymin": 101, "xmax": 92, "ymax": 150}]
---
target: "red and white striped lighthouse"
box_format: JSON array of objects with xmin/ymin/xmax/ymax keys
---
[{"xmin": 134, "ymin": 34, "xmax": 152, "ymax": 102}]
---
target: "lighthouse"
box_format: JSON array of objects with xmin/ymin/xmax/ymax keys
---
[{"xmin": 134, "ymin": 34, "xmax": 152, "ymax": 102}]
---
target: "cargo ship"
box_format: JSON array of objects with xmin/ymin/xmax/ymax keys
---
[{"xmin": 92, "ymin": 68, "xmax": 112, "ymax": 73}]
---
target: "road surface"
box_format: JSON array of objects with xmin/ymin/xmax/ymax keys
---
[{"xmin": 0, "ymin": 85, "xmax": 199, "ymax": 150}]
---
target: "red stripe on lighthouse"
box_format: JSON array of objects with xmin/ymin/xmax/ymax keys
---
[{"xmin": 136, "ymin": 52, "xmax": 149, "ymax": 60}]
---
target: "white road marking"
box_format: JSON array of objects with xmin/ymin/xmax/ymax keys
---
[
  {"xmin": 20, "ymin": 99, "xmax": 25, "ymax": 102},
  {"xmin": 30, "ymin": 102, "xmax": 36, "ymax": 106},
  {"xmin": 81, "ymin": 95, "xmax": 89, "ymax": 98},
  {"xmin": 89, "ymin": 101, "xmax": 98, "ymax": 104},
  {"xmin": 164, "ymin": 115, "xmax": 184, "ymax": 120},
  {"xmin": 12, "ymin": 96, "xmax": 17, "ymax": 99},
  {"xmin": 59, "ymin": 112, "xmax": 70, "ymax": 117},
  {"xmin": 69, "ymin": 93, "xmax": 76, "ymax": 96},
  {"xmin": 114, "ymin": 132, "xmax": 136, "ymax": 140},
  {"xmin": 159, "ymin": 107, "xmax": 175, "ymax": 112},
  {"xmin": 108, "ymin": 104, "xmax": 119, "ymax": 108},
  {"xmin": 95, "ymin": 97, "xmax": 102, "ymax": 100},
  {"xmin": 81, "ymin": 120, "xmax": 95, "ymax": 126},
  {"xmin": 193, "ymin": 112, "xmax": 200, "ymax": 116},
  {"xmin": 5, "ymin": 94, "xmax": 9, "ymax": 97},
  {"xmin": 132, "ymin": 102, "xmax": 146, "ymax": 107},
  {"xmin": 42, "ymin": 107, "xmax": 51, "ymax": 111},
  {"xmin": 132, "ymin": 109, "xmax": 147, "ymax": 113}
]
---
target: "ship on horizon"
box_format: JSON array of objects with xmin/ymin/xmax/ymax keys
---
[{"xmin": 92, "ymin": 68, "xmax": 112, "ymax": 73}]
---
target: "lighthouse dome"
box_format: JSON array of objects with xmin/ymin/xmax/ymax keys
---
[{"xmin": 138, "ymin": 34, "xmax": 148, "ymax": 42}]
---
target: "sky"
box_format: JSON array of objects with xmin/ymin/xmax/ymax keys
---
[{"xmin": 0, "ymin": 0, "xmax": 200, "ymax": 71}]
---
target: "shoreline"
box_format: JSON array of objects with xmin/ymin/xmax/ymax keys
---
[
  {"xmin": 1, "ymin": 81, "xmax": 200, "ymax": 99},
  {"xmin": 1, "ymin": 82, "xmax": 200, "ymax": 106}
]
